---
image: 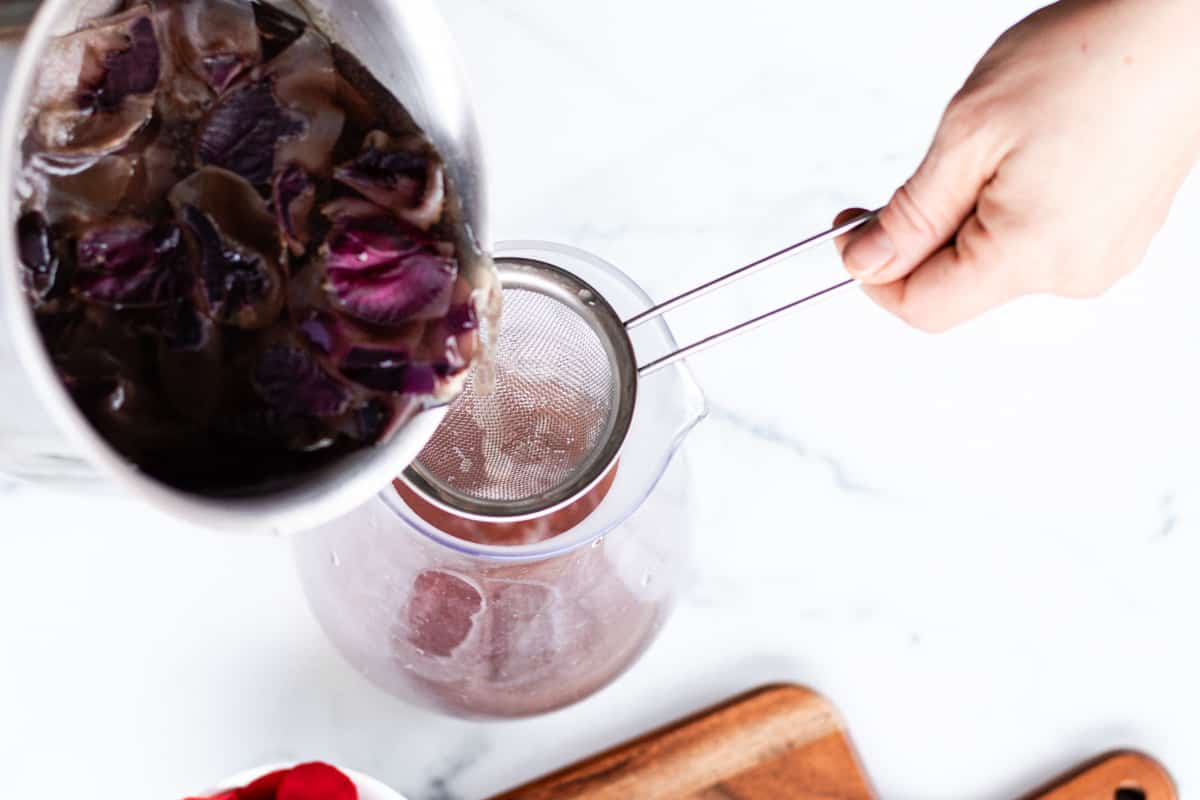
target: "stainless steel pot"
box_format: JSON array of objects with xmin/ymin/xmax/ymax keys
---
[{"xmin": 0, "ymin": 0, "xmax": 490, "ymax": 533}]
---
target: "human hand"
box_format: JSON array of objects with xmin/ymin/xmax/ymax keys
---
[{"xmin": 836, "ymin": 0, "xmax": 1200, "ymax": 332}]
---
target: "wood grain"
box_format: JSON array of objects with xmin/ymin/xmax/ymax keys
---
[
  {"xmin": 489, "ymin": 684, "xmax": 875, "ymax": 800},
  {"xmin": 491, "ymin": 684, "xmax": 1177, "ymax": 800},
  {"xmin": 1027, "ymin": 751, "xmax": 1177, "ymax": 800}
]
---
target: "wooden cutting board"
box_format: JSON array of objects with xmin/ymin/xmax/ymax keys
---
[{"xmin": 490, "ymin": 685, "xmax": 1175, "ymax": 800}]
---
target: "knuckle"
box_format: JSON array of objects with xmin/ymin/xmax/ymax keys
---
[
  {"xmin": 887, "ymin": 183, "xmax": 940, "ymax": 241},
  {"xmin": 940, "ymin": 93, "xmax": 993, "ymax": 147}
]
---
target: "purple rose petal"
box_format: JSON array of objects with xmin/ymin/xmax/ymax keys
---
[
  {"xmin": 31, "ymin": 9, "xmax": 161, "ymax": 162},
  {"xmin": 339, "ymin": 347, "xmax": 437, "ymax": 395},
  {"xmin": 334, "ymin": 147, "xmax": 426, "ymax": 207},
  {"xmin": 267, "ymin": 30, "xmax": 344, "ymax": 179},
  {"xmin": 324, "ymin": 212, "xmax": 456, "ymax": 326},
  {"xmin": 254, "ymin": 345, "xmax": 350, "ymax": 418},
  {"xmin": 17, "ymin": 212, "xmax": 61, "ymax": 302},
  {"xmin": 203, "ymin": 54, "xmax": 245, "ymax": 93},
  {"xmin": 182, "ymin": 205, "xmax": 277, "ymax": 327},
  {"xmin": 75, "ymin": 221, "xmax": 184, "ymax": 308},
  {"xmin": 297, "ymin": 310, "xmax": 338, "ymax": 355},
  {"xmin": 333, "ymin": 131, "xmax": 446, "ymax": 230},
  {"xmin": 198, "ymin": 79, "xmax": 304, "ymax": 186},
  {"xmin": 171, "ymin": 168, "xmax": 284, "ymax": 329},
  {"xmin": 79, "ymin": 16, "xmax": 161, "ymax": 113},
  {"xmin": 273, "ymin": 164, "xmax": 315, "ymax": 255},
  {"xmin": 169, "ymin": 0, "xmax": 261, "ymax": 94}
]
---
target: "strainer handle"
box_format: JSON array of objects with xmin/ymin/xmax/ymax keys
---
[{"xmin": 628, "ymin": 210, "xmax": 877, "ymax": 377}]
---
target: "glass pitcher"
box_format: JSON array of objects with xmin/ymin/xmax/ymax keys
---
[{"xmin": 292, "ymin": 242, "xmax": 707, "ymax": 718}]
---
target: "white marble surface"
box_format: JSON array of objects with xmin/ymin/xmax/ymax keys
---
[{"xmin": 4, "ymin": 1, "xmax": 1200, "ymax": 798}]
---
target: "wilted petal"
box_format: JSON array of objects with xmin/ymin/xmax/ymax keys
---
[
  {"xmin": 78, "ymin": 14, "xmax": 161, "ymax": 112},
  {"xmin": 75, "ymin": 220, "xmax": 184, "ymax": 308},
  {"xmin": 322, "ymin": 206, "xmax": 456, "ymax": 326},
  {"xmin": 273, "ymin": 163, "xmax": 315, "ymax": 255},
  {"xmin": 334, "ymin": 131, "xmax": 446, "ymax": 230},
  {"xmin": 277, "ymin": 763, "xmax": 358, "ymax": 800},
  {"xmin": 197, "ymin": 25, "xmax": 343, "ymax": 187},
  {"xmin": 198, "ymin": 78, "xmax": 304, "ymax": 187},
  {"xmin": 296, "ymin": 308, "xmax": 339, "ymax": 355},
  {"xmin": 254, "ymin": 345, "xmax": 351, "ymax": 418},
  {"xmin": 39, "ymin": 155, "xmax": 136, "ymax": 226},
  {"xmin": 171, "ymin": 167, "xmax": 285, "ymax": 328},
  {"xmin": 17, "ymin": 212, "xmax": 61, "ymax": 302},
  {"xmin": 30, "ymin": 8, "xmax": 160, "ymax": 164},
  {"xmin": 168, "ymin": 0, "xmax": 261, "ymax": 94},
  {"xmin": 268, "ymin": 30, "xmax": 345, "ymax": 179},
  {"xmin": 339, "ymin": 347, "xmax": 437, "ymax": 395}
]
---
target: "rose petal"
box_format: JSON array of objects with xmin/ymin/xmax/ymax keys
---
[
  {"xmin": 41, "ymin": 155, "xmax": 137, "ymax": 226},
  {"xmin": 267, "ymin": 31, "xmax": 345, "ymax": 179},
  {"xmin": 328, "ymin": 251, "xmax": 455, "ymax": 327},
  {"xmin": 254, "ymin": 346, "xmax": 351, "ymax": 418},
  {"xmin": 273, "ymin": 164, "xmax": 315, "ymax": 255},
  {"xmin": 338, "ymin": 348, "xmax": 437, "ymax": 395},
  {"xmin": 198, "ymin": 78, "xmax": 304, "ymax": 186},
  {"xmin": 17, "ymin": 211, "xmax": 61, "ymax": 302},
  {"xmin": 30, "ymin": 7, "xmax": 160, "ymax": 163},
  {"xmin": 168, "ymin": 0, "xmax": 260, "ymax": 94},
  {"xmin": 333, "ymin": 131, "xmax": 445, "ymax": 230},
  {"xmin": 78, "ymin": 15, "xmax": 161, "ymax": 113},
  {"xmin": 197, "ymin": 26, "xmax": 343, "ymax": 187},
  {"xmin": 75, "ymin": 221, "xmax": 184, "ymax": 308},
  {"xmin": 297, "ymin": 310, "xmax": 338, "ymax": 355},
  {"xmin": 171, "ymin": 168, "xmax": 285, "ymax": 329},
  {"xmin": 277, "ymin": 763, "xmax": 357, "ymax": 800},
  {"xmin": 238, "ymin": 768, "xmax": 290, "ymax": 800},
  {"xmin": 183, "ymin": 205, "xmax": 277, "ymax": 326},
  {"xmin": 322, "ymin": 211, "xmax": 456, "ymax": 326}
]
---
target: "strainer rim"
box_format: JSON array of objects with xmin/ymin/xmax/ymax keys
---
[{"xmin": 401, "ymin": 256, "xmax": 638, "ymax": 521}]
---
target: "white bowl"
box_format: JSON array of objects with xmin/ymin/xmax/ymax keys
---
[{"xmin": 206, "ymin": 762, "xmax": 407, "ymax": 800}]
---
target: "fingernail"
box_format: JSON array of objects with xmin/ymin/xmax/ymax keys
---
[{"xmin": 843, "ymin": 219, "xmax": 895, "ymax": 277}]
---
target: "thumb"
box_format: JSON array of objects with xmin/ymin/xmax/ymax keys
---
[{"xmin": 842, "ymin": 108, "xmax": 1003, "ymax": 285}]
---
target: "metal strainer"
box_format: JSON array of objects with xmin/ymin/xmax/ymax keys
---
[{"xmin": 403, "ymin": 212, "xmax": 875, "ymax": 520}]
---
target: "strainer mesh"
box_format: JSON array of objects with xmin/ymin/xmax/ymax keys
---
[{"xmin": 414, "ymin": 288, "xmax": 615, "ymax": 503}]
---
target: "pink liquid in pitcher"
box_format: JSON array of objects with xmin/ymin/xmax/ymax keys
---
[{"xmin": 383, "ymin": 467, "xmax": 670, "ymax": 717}]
